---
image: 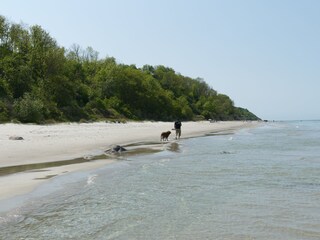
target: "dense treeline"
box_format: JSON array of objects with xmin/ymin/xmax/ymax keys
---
[{"xmin": 0, "ymin": 16, "xmax": 259, "ymax": 123}]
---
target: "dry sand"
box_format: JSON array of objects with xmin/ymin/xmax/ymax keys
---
[{"xmin": 0, "ymin": 121, "xmax": 260, "ymax": 202}]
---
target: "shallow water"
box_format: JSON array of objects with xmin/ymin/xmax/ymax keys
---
[{"xmin": 0, "ymin": 121, "xmax": 320, "ymax": 239}]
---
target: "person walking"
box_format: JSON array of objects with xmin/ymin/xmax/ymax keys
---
[{"xmin": 174, "ymin": 120, "xmax": 182, "ymax": 139}]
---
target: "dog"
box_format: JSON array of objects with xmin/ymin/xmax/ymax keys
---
[{"xmin": 160, "ymin": 131, "xmax": 171, "ymax": 141}]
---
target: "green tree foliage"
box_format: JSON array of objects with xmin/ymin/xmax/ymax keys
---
[
  {"xmin": 13, "ymin": 93, "xmax": 45, "ymax": 123},
  {"xmin": 0, "ymin": 100, "xmax": 9, "ymax": 122},
  {"xmin": 0, "ymin": 16, "xmax": 260, "ymax": 123}
]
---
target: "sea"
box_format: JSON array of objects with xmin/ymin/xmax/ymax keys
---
[{"xmin": 0, "ymin": 121, "xmax": 320, "ymax": 240}]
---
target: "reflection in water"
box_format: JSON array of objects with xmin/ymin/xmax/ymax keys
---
[{"xmin": 167, "ymin": 142, "xmax": 180, "ymax": 152}]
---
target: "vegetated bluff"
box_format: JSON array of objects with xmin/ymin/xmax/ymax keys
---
[{"xmin": 0, "ymin": 16, "xmax": 260, "ymax": 123}]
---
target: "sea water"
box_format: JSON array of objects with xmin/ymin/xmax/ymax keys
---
[{"xmin": 0, "ymin": 121, "xmax": 320, "ymax": 240}]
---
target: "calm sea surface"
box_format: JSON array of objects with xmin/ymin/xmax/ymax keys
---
[{"xmin": 0, "ymin": 121, "xmax": 320, "ymax": 239}]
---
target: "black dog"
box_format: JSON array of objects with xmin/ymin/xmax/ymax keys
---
[{"xmin": 160, "ymin": 131, "xmax": 171, "ymax": 141}]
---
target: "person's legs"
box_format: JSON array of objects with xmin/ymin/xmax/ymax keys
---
[{"xmin": 176, "ymin": 129, "xmax": 181, "ymax": 139}]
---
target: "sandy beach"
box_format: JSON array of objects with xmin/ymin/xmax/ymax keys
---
[{"xmin": 0, "ymin": 121, "xmax": 260, "ymax": 202}]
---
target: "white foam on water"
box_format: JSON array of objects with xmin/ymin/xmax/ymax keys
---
[{"xmin": 86, "ymin": 174, "xmax": 98, "ymax": 186}]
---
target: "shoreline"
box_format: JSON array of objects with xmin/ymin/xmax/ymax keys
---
[{"xmin": 0, "ymin": 121, "xmax": 261, "ymax": 204}]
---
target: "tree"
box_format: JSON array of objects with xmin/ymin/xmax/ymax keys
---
[{"xmin": 0, "ymin": 15, "xmax": 260, "ymax": 123}]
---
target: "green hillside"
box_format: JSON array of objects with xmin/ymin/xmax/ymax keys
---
[{"xmin": 0, "ymin": 16, "xmax": 260, "ymax": 123}]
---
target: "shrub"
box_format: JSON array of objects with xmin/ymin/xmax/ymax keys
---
[
  {"xmin": 13, "ymin": 93, "xmax": 45, "ymax": 123},
  {"xmin": 0, "ymin": 101, "xmax": 9, "ymax": 123}
]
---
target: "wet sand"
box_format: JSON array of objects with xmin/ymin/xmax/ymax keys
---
[{"xmin": 0, "ymin": 121, "xmax": 260, "ymax": 201}]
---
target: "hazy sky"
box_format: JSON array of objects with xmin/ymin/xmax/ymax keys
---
[{"xmin": 1, "ymin": 0, "xmax": 320, "ymax": 120}]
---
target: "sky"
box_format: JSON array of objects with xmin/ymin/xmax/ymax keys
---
[{"xmin": 1, "ymin": 0, "xmax": 320, "ymax": 120}]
